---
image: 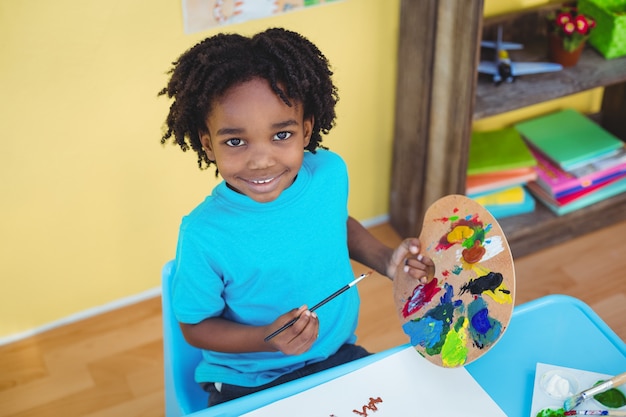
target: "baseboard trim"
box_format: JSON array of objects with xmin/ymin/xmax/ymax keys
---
[
  {"xmin": 0, "ymin": 287, "xmax": 162, "ymax": 346},
  {"xmin": 360, "ymin": 213, "xmax": 389, "ymax": 229}
]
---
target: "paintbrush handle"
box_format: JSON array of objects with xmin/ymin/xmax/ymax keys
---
[
  {"xmin": 263, "ymin": 272, "xmax": 371, "ymax": 342},
  {"xmin": 582, "ymin": 372, "xmax": 626, "ymax": 399},
  {"xmin": 264, "ymin": 284, "xmax": 352, "ymax": 342},
  {"xmin": 612, "ymin": 372, "xmax": 626, "ymax": 387},
  {"xmin": 264, "ymin": 316, "xmax": 299, "ymax": 342},
  {"xmin": 309, "ymin": 285, "xmax": 350, "ymax": 312},
  {"xmin": 263, "ymin": 287, "xmax": 349, "ymax": 343}
]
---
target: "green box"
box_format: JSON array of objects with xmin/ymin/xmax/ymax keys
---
[{"xmin": 579, "ymin": 0, "xmax": 626, "ymax": 59}]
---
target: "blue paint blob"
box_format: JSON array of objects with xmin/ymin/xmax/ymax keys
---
[
  {"xmin": 402, "ymin": 316, "xmax": 443, "ymax": 348},
  {"xmin": 439, "ymin": 283, "xmax": 461, "ymax": 307},
  {"xmin": 467, "ymin": 297, "xmax": 503, "ymax": 349},
  {"xmin": 471, "ymin": 308, "xmax": 491, "ymax": 334}
]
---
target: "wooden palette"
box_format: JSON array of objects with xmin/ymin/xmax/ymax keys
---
[{"xmin": 394, "ymin": 194, "xmax": 516, "ymax": 367}]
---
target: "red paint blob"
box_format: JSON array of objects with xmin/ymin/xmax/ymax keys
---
[{"xmin": 402, "ymin": 278, "xmax": 441, "ymax": 318}]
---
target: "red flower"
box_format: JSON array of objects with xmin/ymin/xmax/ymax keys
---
[
  {"xmin": 575, "ymin": 15, "xmax": 590, "ymax": 34},
  {"xmin": 556, "ymin": 12, "xmax": 573, "ymax": 27},
  {"xmin": 563, "ymin": 21, "xmax": 576, "ymax": 35}
]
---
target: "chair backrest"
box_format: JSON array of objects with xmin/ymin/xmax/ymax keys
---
[{"xmin": 162, "ymin": 260, "xmax": 209, "ymax": 416}]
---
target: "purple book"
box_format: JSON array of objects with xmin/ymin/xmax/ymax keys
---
[{"xmin": 530, "ymin": 146, "xmax": 626, "ymax": 198}]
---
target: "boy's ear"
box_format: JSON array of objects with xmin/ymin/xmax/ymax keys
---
[
  {"xmin": 200, "ymin": 131, "xmax": 216, "ymax": 161},
  {"xmin": 303, "ymin": 115, "xmax": 314, "ymax": 148}
]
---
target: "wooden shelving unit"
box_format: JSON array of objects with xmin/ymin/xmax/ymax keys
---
[{"xmin": 389, "ymin": 0, "xmax": 626, "ymax": 258}]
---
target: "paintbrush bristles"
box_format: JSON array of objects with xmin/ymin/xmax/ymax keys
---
[
  {"xmin": 564, "ymin": 392, "xmax": 592, "ymax": 412},
  {"xmin": 349, "ymin": 271, "xmax": 373, "ymax": 287}
]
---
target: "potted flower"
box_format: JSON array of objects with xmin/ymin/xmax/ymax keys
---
[{"xmin": 547, "ymin": 6, "xmax": 596, "ymax": 66}]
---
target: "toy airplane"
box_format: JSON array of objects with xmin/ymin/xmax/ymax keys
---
[{"xmin": 478, "ymin": 26, "xmax": 563, "ymax": 85}]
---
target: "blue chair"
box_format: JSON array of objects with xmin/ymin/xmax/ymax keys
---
[{"xmin": 162, "ymin": 260, "xmax": 208, "ymax": 416}]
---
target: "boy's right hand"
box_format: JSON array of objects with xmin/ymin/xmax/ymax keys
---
[{"xmin": 265, "ymin": 305, "xmax": 319, "ymax": 355}]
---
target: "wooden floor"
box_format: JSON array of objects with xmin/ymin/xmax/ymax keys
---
[{"xmin": 1, "ymin": 220, "xmax": 625, "ymax": 417}]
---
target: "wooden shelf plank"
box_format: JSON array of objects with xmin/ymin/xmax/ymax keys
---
[
  {"xmin": 501, "ymin": 192, "xmax": 626, "ymax": 258},
  {"xmin": 474, "ymin": 48, "xmax": 626, "ymax": 120}
]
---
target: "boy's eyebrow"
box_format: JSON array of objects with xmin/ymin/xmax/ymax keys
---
[
  {"xmin": 215, "ymin": 119, "xmax": 298, "ymax": 136},
  {"xmin": 215, "ymin": 127, "xmax": 245, "ymax": 136},
  {"xmin": 271, "ymin": 119, "xmax": 298, "ymax": 129}
]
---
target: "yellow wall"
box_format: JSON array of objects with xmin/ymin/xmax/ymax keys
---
[
  {"xmin": 1, "ymin": 0, "xmax": 601, "ymax": 341},
  {"xmin": 0, "ymin": 0, "xmax": 401, "ymax": 340}
]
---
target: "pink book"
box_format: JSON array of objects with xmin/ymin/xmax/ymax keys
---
[
  {"xmin": 530, "ymin": 146, "xmax": 626, "ymax": 198},
  {"xmin": 527, "ymin": 174, "xmax": 626, "ymax": 207}
]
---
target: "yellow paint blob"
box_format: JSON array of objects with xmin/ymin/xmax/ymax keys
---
[
  {"xmin": 483, "ymin": 283, "xmax": 513, "ymax": 304},
  {"xmin": 470, "ymin": 264, "xmax": 490, "ymax": 275},
  {"xmin": 447, "ymin": 225, "xmax": 474, "ymax": 244}
]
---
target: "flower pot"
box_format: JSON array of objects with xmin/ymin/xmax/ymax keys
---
[{"xmin": 548, "ymin": 34, "xmax": 585, "ymax": 67}]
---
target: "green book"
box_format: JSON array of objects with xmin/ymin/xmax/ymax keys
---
[
  {"xmin": 514, "ymin": 109, "xmax": 624, "ymax": 171},
  {"xmin": 467, "ymin": 127, "xmax": 536, "ymax": 175}
]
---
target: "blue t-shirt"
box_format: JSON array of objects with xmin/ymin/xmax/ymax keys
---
[{"xmin": 172, "ymin": 150, "xmax": 359, "ymax": 387}]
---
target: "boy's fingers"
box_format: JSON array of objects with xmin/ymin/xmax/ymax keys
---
[{"xmin": 404, "ymin": 255, "xmax": 436, "ymax": 283}]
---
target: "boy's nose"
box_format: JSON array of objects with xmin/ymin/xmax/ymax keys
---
[{"xmin": 247, "ymin": 144, "xmax": 275, "ymax": 169}]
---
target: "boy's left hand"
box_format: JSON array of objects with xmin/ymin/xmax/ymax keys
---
[{"xmin": 387, "ymin": 238, "xmax": 435, "ymax": 284}]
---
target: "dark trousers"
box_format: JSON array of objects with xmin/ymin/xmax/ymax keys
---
[{"xmin": 203, "ymin": 344, "xmax": 370, "ymax": 407}]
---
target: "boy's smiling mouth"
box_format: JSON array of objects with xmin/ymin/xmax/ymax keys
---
[
  {"xmin": 250, "ymin": 177, "xmax": 275, "ymax": 184},
  {"xmin": 235, "ymin": 170, "xmax": 292, "ymax": 200},
  {"xmin": 243, "ymin": 169, "xmax": 289, "ymax": 188}
]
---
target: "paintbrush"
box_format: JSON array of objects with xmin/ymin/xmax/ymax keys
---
[
  {"xmin": 564, "ymin": 411, "xmax": 626, "ymax": 416},
  {"xmin": 563, "ymin": 372, "xmax": 626, "ymax": 411},
  {"xmin": 264, "ymin": 271, "xmax": 372, "ymax": 342}
]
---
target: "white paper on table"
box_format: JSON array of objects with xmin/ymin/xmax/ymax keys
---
[{"xmin": 242, "ymin": 346, "xmax": 506, "ymax": 417}]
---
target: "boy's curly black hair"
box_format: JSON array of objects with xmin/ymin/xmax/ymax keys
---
[{"xmin": 158, "ymin": 28, "xmax": 339, "ymax": 171}]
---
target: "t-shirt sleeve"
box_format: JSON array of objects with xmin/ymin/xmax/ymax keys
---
[{"xmin": 171, "ymin": 224, "xmax": 226, "ymax": 324}]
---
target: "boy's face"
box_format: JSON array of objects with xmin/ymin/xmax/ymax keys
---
[{"xmin": 201, "ymin": 78, "xmax": 313, "ymax": 203}]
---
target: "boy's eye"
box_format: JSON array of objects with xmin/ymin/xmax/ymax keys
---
[
  {"xmin": 225, "ymin": 138, "xmax": 245, "ymax": 147},
  {"xmin": 274, "ymin": 131, "xmax": 292, "ymax": 141}
]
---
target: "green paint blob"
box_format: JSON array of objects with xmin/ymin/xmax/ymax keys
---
[
  {"xmin": 454, "ymin": 316, "xmax": 466, "ymax": 332},
  {"xmin": 535, "ymin": 407, "xmax": 564, "ymax": 417},
  {"xmin": 460, "ymin": 224, "xmax": 486, "ymax": 249},
  {"xmin": 593, "ymin": 380, "xmax": 626, "ymax": 408},
  {"xmin": 423, "ymin": 301, "xmax": 456, "ymax": 356}
]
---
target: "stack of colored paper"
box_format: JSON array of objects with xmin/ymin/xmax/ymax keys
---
[
  {"xmin": 515, "ymin": 108, "xmax": 626, "ymax": 216},
  {"xmin": 466, "ymin": 127, "xmax": 537, "ymax": 219}
]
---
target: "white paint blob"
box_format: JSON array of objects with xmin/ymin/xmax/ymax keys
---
[{"xmin": 540, "ymin": 370, "xmax": 579, "ymax": 400}]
